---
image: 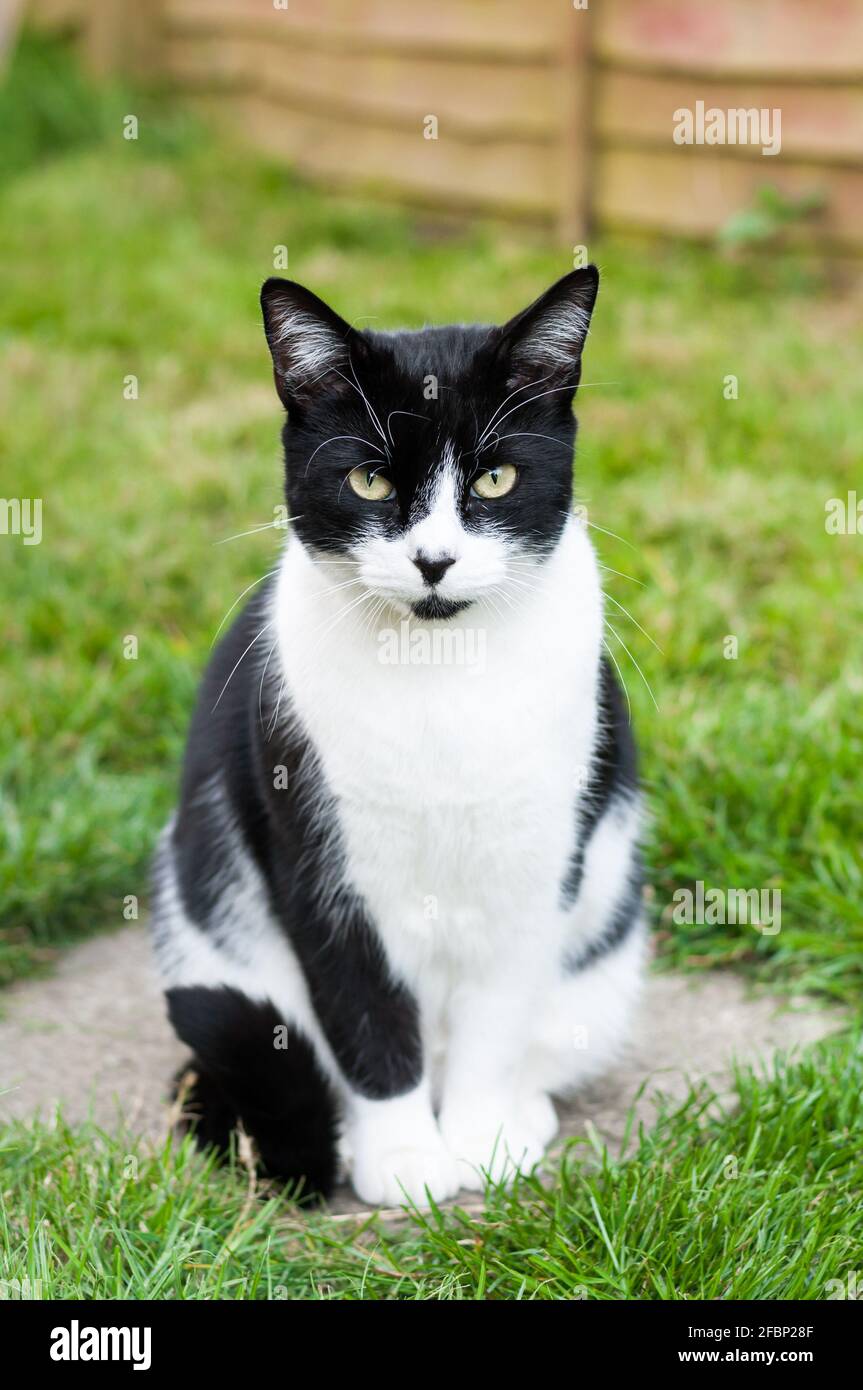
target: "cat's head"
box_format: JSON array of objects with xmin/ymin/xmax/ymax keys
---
[{"xmin": 260, "ymin": 268, "xmax": 598, "ymax": 620}]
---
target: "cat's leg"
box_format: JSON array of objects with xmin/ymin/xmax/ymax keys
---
[
  {"xmin": 156, "ymin": 835, "xmax": 456, "ymax": 1206},
  {"xmin": 272, "ymin": 885, "xmax": 460, "ymax": 1208},
  {"xmin": 152, "ymin": 828, "xmax": 342, "ymax": 1197},
  {"xmin": 522, "ymin": 798, "xmax": 648, "ymax": 1098},
  {"xmin": 166, "ymin": 983, "xmax": 340, "ymax": 1197},
  {"xmin": 518, "ymin": 922, "xmax": 647, "ymax": 1101},
  {"xmin": 346, "ymin": 1085, "xmax": 459, "ymax": 1207},
  {"xmin": 438, "ymin": 940, "xmax": 562, "ymax": 1190},
  {"xmin": 438, "ymin": 835, "xmax": 646, "ymax": 1187}
]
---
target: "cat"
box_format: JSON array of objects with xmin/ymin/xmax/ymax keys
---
[{"xmin": 151, "ymin": 266, "xmax": 646, "ymax": 1206}]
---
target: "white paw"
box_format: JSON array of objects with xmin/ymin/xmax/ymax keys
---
[
  {"xmin": 351, "ymin": 1135, "xmax": 461, "ymax": 1208},
  {"xmin": 517, "ymin": 1090, "xmax": 559, "ymax": 1148},
  {"xmin": 441, "ymin": 1093, "xmax": 558, "ymax": 1192}
]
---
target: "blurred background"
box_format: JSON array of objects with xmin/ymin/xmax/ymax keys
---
[
  {"xmin": 7, "ymin": 0, "xmax": 863, "ymax": 246},
  {"xmin": 0, "ymin": 0, "xmax": 861, "ymax": 1305},
  {"xmin": 0, "ymin": 0, "xmax": 861, "ymax": 1005}
]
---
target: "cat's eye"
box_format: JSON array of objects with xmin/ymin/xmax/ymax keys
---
[
  {"xmin": 470, "ymin": 463, "xmax": 518, "ymax": 500},
  {"xmin": 348, "ymin": 466, "xmax": 394, "ymax": 501}
]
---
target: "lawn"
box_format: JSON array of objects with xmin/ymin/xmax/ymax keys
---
[
  {"xmin": 2, "ymin": 1038, "xmax": 861, "ymax": 1299},
  {"xmin": 0, "ymin": 36, "xmax": 861, "ymax": 1300}
]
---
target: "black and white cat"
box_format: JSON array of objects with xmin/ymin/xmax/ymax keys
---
[{"xmin": 151, "ymin": 267, "xmax": 645, "ymax": 1206}]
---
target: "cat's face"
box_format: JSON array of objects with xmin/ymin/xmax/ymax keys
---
[{"xmin": 261, "ymin": 269, "xmax": 598, "ymax": 619}]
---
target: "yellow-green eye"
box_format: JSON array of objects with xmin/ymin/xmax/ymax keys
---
[
  {"xmin": 471, "ymin": 463, "xmax": 518, "ymax": 500},
  {"xmin": 348, "ymin": 466, "xmax": 394, "ymax": 501}
]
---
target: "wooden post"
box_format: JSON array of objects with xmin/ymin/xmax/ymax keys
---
[
  {"xmin": 1, "ymin": 0, "xmax": 26, "ymax": 73},
  {"xmin": 80, "ymin": 0, "xmax": 164, "ymax": 80},
  {"xmin": 557, "ymin": 1, "xmax": 593, "ymax": 247}
]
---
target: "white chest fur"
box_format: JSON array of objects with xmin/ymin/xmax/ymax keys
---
[{"xmin": 273, "ymin": 521, "xmax": 603, "ymax": 983}]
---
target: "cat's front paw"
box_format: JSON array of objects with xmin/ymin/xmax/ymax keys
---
[
  {"xmin": 441, "ymin": 1092, "xmax": 558, "ymax": 1191},
  {"xmin": 351, "ymin": 1135, "xmax": 461, "ymax": 1208}
]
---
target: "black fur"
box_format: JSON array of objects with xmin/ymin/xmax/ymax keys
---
[
  {"xmin": 564, "ymin": 856, "xmax": 645, "ymax": 973},
  {"xmin": 167, "ymin": 985, "xmax": 339, "ymax": 1199},
  {"xmin": 260, "ymin": 268, "xmax": 600, "ymax": 587},
  {"xmin": 172, "ymin": 590, "xmax": 424, "ymax": 1101},
  {"xmin": 560, "ymin": 655, "xmax": 639, "ymax": 909}
]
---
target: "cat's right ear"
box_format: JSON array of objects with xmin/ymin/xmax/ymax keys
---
[
  {"xmin": 260, "ymin": 279, "xmax": 363, "ymax": 410},
  {"xmin": 494, "ymin": 267, "xmax": 599, "ymax": 394}
]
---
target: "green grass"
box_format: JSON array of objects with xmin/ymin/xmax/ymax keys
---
[
  {"xmin": 2, "ymin": 1033, "xmax": 861, "ymax": 1300},
  {"xmin": 1, "ymin": 38, "xmax": 860, "ymax": 997},
  {"xmin": 3, "ymin": 38, "xmax": 856, "ymax": 995},
  {"xmin": 0, "ymin": 33, "xmax": 861, "ymax": 1306}
]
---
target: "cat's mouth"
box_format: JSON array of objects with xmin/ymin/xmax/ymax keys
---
[{"xmin": 410, "ymin": 594, "xmax": 473, "ymax": 621}]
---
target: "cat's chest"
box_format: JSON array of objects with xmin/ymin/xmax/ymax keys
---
[
  {"xmin": 282, "ymin": 618, "xmax": 597, "ymax": 948},
  {"xmin": 287, "ymin": 605, "xmax": 593, "ymax": 808},
  {"xmin": 274, "ymin": 531, "xmax": 603, "ymax": 952}
]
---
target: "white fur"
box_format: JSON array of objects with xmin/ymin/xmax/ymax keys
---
[
  {"xmin": 269, "ymin": 307, "xmax": 344, "ymax": 386},
  {"xmin": 517, "ymin": 302, "xmax": 591, "ymax": 372},
  {"xmin": 356, "ymin": 446, "xmax": 510, "ymax": 615}
]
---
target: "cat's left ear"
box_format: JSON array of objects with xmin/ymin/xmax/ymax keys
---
[{"xmin": 495, "ymin": 266, "xmax": 599, "ymax": 393}]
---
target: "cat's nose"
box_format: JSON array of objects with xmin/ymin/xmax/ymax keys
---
[{"xmin": 412, "ymin": 551, "xmax": 456, "ymax": 586}]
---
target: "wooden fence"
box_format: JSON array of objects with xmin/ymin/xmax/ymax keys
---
[{"xmin": 24, "ymin": 0, "xmax": 863, "ymax": 247}]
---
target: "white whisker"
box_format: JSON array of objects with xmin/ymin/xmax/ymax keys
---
[
  {"xmin": 474, "ymin": 373, "xmax": 553, "ymax": 454},
  {"xmin": 330, "ymin": 359, "xmax": 389, "ymax": 453},
  {"xmin": 386, "ymin": 409, "xmax": 429, "ymax": 443},
  {"xmin": 603, "ymin": 637, "xmax": 632, "ymax": 723},
  {"xmin": 258, "ymin": 638, "xmax": 279, "ymax": 734},
  {"xmin": 211, "ymin": 570, "xmax": 280, "ymax": 646},
  {"xmin": 599, "ymin": 564, "xmax": 644, "ymax": 587},
  {"xmin": 481, "ymin": 431, "xmax": 573, "ymax": 455},
  {"xmin": 309, "ymin": 587, "xmax": 378, "ymax": 660},
  {"xmin": 585, "ymin": 519, "xmax": 638, "ymax": 552},
  {"xmin": 215, "ymin": 521, "xmax": 287, "ymax": 545},
  {"xmin": 604, "ymin": 592, "xmax": 664, "ymax": 655},
  {"xmin": 477, "ymin": 383, "xmax": 586, "ymax": 447},
  {"xmin": 213, "ymin": 620, "xmax": 274, "ymax": 711},
  {"xmin": 304, "ymin": 433, "xmax": 385, "ymax": 480},
  {"xmin": 605, "ymin": 621, "xmax": 659, "ymax": 711}
]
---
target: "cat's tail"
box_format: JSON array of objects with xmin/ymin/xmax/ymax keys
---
[{"xmin": 165, "ymin": 984, "xmax": 340, "ymax": 1202}]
